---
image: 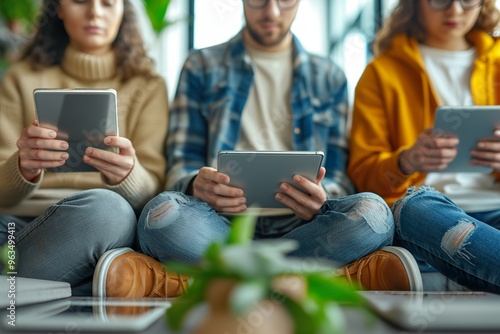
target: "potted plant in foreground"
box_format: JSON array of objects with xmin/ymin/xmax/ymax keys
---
[{"xmin": 165, "ymin": 215, "xmax": 366, "ymax": 334}]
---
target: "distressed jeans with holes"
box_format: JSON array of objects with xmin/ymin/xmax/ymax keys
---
[
  {"xmin": 137, "ymin": 191, "xmax": 394, "ymax": 267},
  {"xmin": 392, "ymin": 187, "xmax": 500, "ymax": 293}
]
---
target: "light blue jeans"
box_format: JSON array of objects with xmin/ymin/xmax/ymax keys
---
[
  {"xmin": 392, "ymin": 187, "xmax": 500, "ymax": 293},
  {"xmin": 0, "ymin": 189, "xmax": 136, "ymax": 295},
  {"xmin": 137, "ymin": 191, "xmax": 394, "ymax": 267}
]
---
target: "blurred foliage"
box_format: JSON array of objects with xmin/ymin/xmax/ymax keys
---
[
  {"xmin": 166, "ymin": 215, "xmax": 366, "ymax": 334},
  {"xmin": 0, "ymin": 0, "xmax": 38, "ymax": 26},
  {"xmin": 142, "ymin": 0, "xmax": 175, "ymax": 36}
]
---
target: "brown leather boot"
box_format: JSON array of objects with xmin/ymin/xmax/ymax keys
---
[
  {"xmin": 337, "ymin": 246, "xmax": 423, "ymax": 291},
  {"xmin": 93, "ymin": 247, "xmax": 188, "ymax": 297}
]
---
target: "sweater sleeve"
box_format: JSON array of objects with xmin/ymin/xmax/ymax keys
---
[
  {"xmin": 0, "ymin": 66, "xmax": 42, "ymax": 207},
  {"xmin": 107, "ymin": 77, "xmax": 168, "ymax": 209},
  {"xmin": 348, "ymin": 65, "xmax": 420, "ymax": 204}
]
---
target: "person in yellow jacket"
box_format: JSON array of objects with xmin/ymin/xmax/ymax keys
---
[
  {"xmin": 0, "ymin": 0, "xmax": 168, "ymax": 295},
  {"xmin": 349, "ymin": 0, "xmax": 500, "ymax": 293}
]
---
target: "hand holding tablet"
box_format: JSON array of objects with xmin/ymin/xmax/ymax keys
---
[
  {"xmin": 217, "ymin": 151, "xmax": 324, "ymax": 209},
  {"xmin": 433, "ymin": 106, "xmax": 500, "ymax": 173},
  {"xmin": 33, "ymin": 88, "xmax": 119, "ymax": 173}
]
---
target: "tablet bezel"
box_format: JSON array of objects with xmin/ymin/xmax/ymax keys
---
[
  {"xmin": 2, "ymin": 297, "xmax": 171, "ymax": 332},
  {"xmin": 433, "ymin": 105, "xmax": 500, "ymax": 173},
  {"xmin": 359, "ymin": 291, "xmax": 500, "ymax": 331},
  {"xmin": 33, "ymin": 88, "xmax": 119, "ymax": 173},
  {"xmin": 217, "ymin": 151, "xmax": 324, "ymax": 209}
]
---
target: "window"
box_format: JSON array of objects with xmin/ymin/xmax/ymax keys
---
[{"xmin": 193, "ymin": 0, "xmax": 328, "ymax": 55}]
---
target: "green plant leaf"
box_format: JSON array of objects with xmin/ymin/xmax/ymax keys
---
[
  {"xmin": 307, "ymin": 274, "xmax": 364, "ymax": 305},
  {"xmin": 317, "ymin": 303, "xmax": 345, "ymax": 334},
  {"xmin": 203, "ymin": 242, "xmax": 225, "ymax": 271},
  {"xmin": 278, "ymin": 294, "xmax": 320, "ymax": 334},
  {"xmin": 166, "ymin": 294, "xmax": 203, "ymax": 331},
  {"xmin": 229, "ymin": 279, "xmax": 268, "ymax": 315},
  {"xmin": 0, "ymin": 244, "xmax": 7, "ymax": 275},
  {"xmin": 142, "ymin": 0, "xmax": 171, "ymax": 35},
  {"xmin": 226, "ymin": 214, "xmax": 257, "ymax": 245},
  {"xmin": 0, "ymin": 0, "xmax": 37, "ymax": 24}
]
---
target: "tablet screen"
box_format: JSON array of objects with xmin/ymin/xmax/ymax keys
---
[
  {"xmin": 217, "ymin": 151, "xmax": 324, "ymax": 209},
  {"xmin": 34, "ymin": 89, "xmax": 119, "ymax": 173},
  {"xmin": 1, "ymin": 297, "xmax": 170, "ymax": 332},
  {"xmin": 433, "ymin": 106, "xmax": 500, "ymax": 173}
]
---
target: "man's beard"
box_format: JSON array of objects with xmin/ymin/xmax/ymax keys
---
[{"xmin": 245, "ymin": 22, "xmax": 290, "ymax": 47}]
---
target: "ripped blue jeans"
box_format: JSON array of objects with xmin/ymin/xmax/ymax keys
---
[
  {"xmin": 137, "ymin": 191, "xmax": 394, "ymax": 267},
  {"xmin": 393, "ymin": 187, "xmax": 500, "ymax": 293}
]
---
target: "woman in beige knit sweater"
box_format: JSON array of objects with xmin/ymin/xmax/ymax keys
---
[{"xmin": 0, "ymin": 0, "xmax": 168, "ymax": 295}]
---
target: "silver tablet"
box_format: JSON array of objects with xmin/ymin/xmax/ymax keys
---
[
  {"xmin": 360, "ymin": 291, "xmax": 500, "ymax": 331},
  {"xmin": 217, "ymin": 151, "xmax": 324, "ymax": 209},
  {"xmin": 1, "ymin": 297, "xmax": 171, "ymax": 332},
  {"xmin": 433, "ymin": 106, "xmax": 500, "ymax": 173},
  {"xmin": 33, "ymin": 88, "xmax": 119, "ymax": 172}
]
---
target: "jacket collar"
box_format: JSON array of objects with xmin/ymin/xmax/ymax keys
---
[{"xmin": 389, "ymin": 29, "xmax": 500, "ymax": 68}]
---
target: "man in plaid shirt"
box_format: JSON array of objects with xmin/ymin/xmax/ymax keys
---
[{"xmin": 93, "ymin": 0, "xmax": 423, "ymax": 298}]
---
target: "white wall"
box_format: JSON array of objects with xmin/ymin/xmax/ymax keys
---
[
  {"xmin": 131, "ymin": 0, "xmax": 188, "ymax": 99},
  {"xmin": 134, "ymin": 0, "xmax": 500, "ymax": 102},
  {"xmin": 132, "ymin": 0, "xmax": 331, "ymax": 99},
  {"xmin": 193, "ymin": 0, "xmax": 329, "ymax": 56}
]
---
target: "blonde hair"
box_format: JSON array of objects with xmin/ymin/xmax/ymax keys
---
[{"xmin": 373, "ymin": 0, "xmax": 500, "ymax": 55}]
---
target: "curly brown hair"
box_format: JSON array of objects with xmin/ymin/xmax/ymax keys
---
[
  {"xmin": 373, "ymin": 0, "xmax": 500, "ymax": 55},
  {"xmin": 20, "ymin": 0, "xmax": 156, "ymax": 80}
]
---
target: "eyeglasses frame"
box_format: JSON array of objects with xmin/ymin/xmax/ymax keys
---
[
  {"xmin": 428, "ymin": 0, "xmax": 484, "ymax": 11},
  {"xmin": 244, "ymin": 0, "xmax": 299, "ymax": 10}
]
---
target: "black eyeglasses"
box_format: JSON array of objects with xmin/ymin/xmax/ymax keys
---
[
  {"xmin": 428, "ymin": 0, "xmax": 484, "ymax": 11},
  {"xmin": 245, "ymin": 0, "xmax": 299, "ymax": 10}
]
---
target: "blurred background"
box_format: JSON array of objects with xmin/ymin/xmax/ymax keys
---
[{"xmin": 1, "ymin": 0, "xmax": 498, "ymax": 102}]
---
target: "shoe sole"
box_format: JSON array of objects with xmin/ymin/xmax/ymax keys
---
[
  {"xmin": 382, "ymin": 246, "xmax": 423, "ymax": 292},
  {"xmin": 92, "ymin": 247, "xmax": 134, "ymax": 297}
]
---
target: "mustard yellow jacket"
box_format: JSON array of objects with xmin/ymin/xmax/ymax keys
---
[{"xmin": 348, "ymin": 30, "xmax": 500, "ymax": 206}]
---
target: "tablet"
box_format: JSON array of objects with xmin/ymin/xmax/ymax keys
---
[
  {"xmin": 0, "ymin": 275, "xmax": 71, "ymax": 307},
  {"xmin": 1, "ymin": 297, "xmax": 171, "ymax": 332},
  {"xmin": 33, "ymin": 88, "xmax": 119, "ymax": 172},
  {"xmin": 217, "ymin": 151, "xmax": 324, "ymax": 209},
  {"xmin": 433, "ymin": 106, "xmax": 500, "ymax": 173},
  {"xmin": 359, "ymin": 291, "xmax": 500, "ymax": 331}
]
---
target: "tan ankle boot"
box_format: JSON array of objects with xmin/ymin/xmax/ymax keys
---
[
  {"xmin": 337, "ymin": 246, "xmax": 423, "ymax": 291},
  {"xmin": 93, "ymin": 247, "xmax": 188, "ymax": 297}
]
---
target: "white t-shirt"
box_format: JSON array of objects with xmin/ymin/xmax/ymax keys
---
[
  {"xmin": 420, "ymin": 44, "xmax": 500, "ymax": 212},
  {"xmin": 236, "ymin": 45, "xmax": 293, "ymax": 151},
  {"xmin": 419, "ymin": 44, "xmax": 475, "ymax": 106}
]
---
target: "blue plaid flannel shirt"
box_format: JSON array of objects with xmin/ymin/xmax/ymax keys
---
[{"xmin": 166, "ymin": 31, "xmax": 354, "ymax": 198}]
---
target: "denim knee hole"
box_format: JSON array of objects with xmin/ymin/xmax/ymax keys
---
[
  {"xmin": 392, "ymin": 186, "xmax": 438, "ymax": 231},
  {"xmin": 145, "ymin": 203, "xmax": 178, "ymax": 229},
  {"xmin": 347, "ymin": 197, "xmax": 391, "ymax": 234},
  {"xmin": 441, "ymin": 220, "xmax": 476, "ymax": 266},
  {"xmin": 143, "ymin": 193, "xmax": 189, "ymax": 230}
]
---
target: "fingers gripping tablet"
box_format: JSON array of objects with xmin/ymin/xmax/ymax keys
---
[
  {"xmin": 217, "ymin": 151, "xmax": 324, "ymax": 209},
  {"xmin": 33, "ymin": 88, "xmax": 119, "ymax": 172},
  {"xmin": 433, "ymin": 105, "xmax": 500, "ymax": 173}
]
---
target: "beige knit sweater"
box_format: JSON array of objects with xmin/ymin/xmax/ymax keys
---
[{"xmin": 0, "ymin": 46, "xmax": 168, "ymax": 215}]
